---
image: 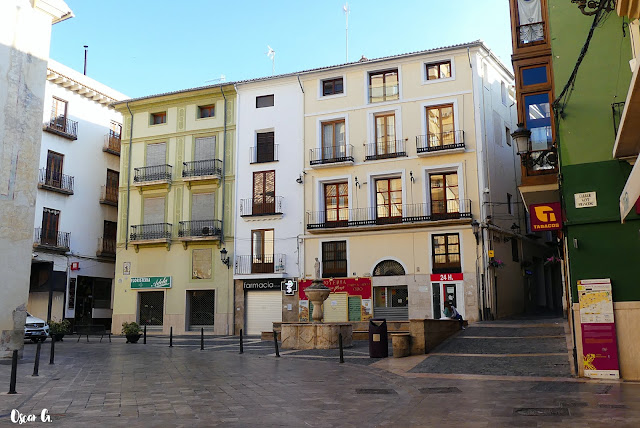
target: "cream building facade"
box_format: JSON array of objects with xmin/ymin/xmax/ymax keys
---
[{"xmin": 112, "ymin": 84, "xmax": 236, "ymax": 335}]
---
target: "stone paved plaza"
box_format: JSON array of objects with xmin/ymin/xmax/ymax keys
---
[{"xmin": 1, "ymin": 319, "xmax": 640, "ymax": 427}]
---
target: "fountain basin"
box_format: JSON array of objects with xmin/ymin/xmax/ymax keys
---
[{"xmin": 281, "ymin": 323, "xmax": 353, "ymax": 349}]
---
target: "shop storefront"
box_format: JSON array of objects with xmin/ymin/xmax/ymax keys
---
[
  {"xmin": 298, "ymin": 278, "xmax": 372, "ymax": 322},
  {"xmin": 244, "ymin": 279, "xmax": 282, "ymax": 335},
  {"xmin": 430, "ymin": 273, "xmax": 465, "ymax": 319}
]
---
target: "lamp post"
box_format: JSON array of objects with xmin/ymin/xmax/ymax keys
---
[
  {"xmin": 220, "ymin": 248, "xmax": 230, "ymax": 269},
  {"xmin": 471, "ymin": 219, "xmax": 480, "ymax": 244},
  {"xmin": 511, "ymin": 123, "xmax": 531, "ymax": 159}
]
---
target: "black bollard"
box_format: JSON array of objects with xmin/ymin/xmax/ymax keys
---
[
  {"xmin": 33, "ymin": 342, "xmax": 42, "ymax": 376},
  {"xmin": 239, "ymin": 329, "xmax": 243, "ymax": 354},
  {"xmin": 143, "ymin": 325, "xmax": 147, "ymax": 344},
  {"xmin": 200, "ymin": 327, "xmax": 204, "ymax": 350},
  {"xmin": 169, "ymin": 326, "xmax": 173, "ymax": 348},
  {"xmin": 273, "ymin": 330, "xmax": 280, "ymax": 358},
  {"xmin": 8, "ymin": 349, "xmax": 18, "ymax": 394},
  {"xmin": 49, "ymin": 336, "xmax": 55, "ymax": 365},
  {"xmin": 339, "ymin": 333, "xmax": 344, "ymax": 364}
]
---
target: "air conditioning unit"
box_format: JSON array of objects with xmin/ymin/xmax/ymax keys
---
[{"xmin": 201, "ymin": 227, "xmax": 211, "ymax": 236}]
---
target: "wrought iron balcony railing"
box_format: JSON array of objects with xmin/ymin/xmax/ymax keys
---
[
  {"xmin": 250, "ymin": 144, "xmax": 279, "ymax": 163},
  {"xmin": 34, "ymin": 228, "xmax": 70, "ymax": 251},
  {"xmin": 306, "ymin": 199, "xmax": 472, "ymax": 230},
  {"xmin": 612, "ymin": 101, "xmax": 625, "ymax": 138},
  {"xmin": 182, "ymin": 159, "xmax": 222, "ymax": 178},
  {"xmin": 240, "ymin": 196, "xmax": 283, "ymax": 216},
  {"xmin": 365, "ymin": 139, "xmax": 407, "ymax": 160},
  {"xmin": 234, "ymin": 254, "xmax": 286, "ymax": 275},
  {"xmin": 178, "ymin": 220, "xmax": 222, "ymax": 238},
  {"xmin": 369, "ymin": 84, "xmax": 399, "ymax": 103},
  {"xmin": 310, "ymin": 144, "xmax": 354, "ymax": 165},
  {"xmin": 44, "ymin": 113, "xmax": 78, "ymax": 140},
  {"xmin": 521, "ymin": 148, "xmax": 558, "ymax": 176},
  {"xmin": 100, "ymin": 185, "xmax": 118, "ymax": 205},
  {"xmin": 130, "ymin": 223, "xmax": 172, "ymax": 241},
  {"xmin": 38, "ymin": 168, "xmax": 74, "ymax": 194},
  {"xmin": 517, "ymin": 21, "xmax": 545, "ymax": 47},
  {"xmin": 103, "ymin": 131, "xmax": 121, "ymax": 155},
  {"xmin": 416, "ymin": 131, "xmax": 465, "ymax": 154},
  {"xmin": 97, "ymin": 237, "xmax": 116, "ymax": 256},
  {"xmin": 133, "ymin": 164, "xmax": 172, "ymax": 183}
]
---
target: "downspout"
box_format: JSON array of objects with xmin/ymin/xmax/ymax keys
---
[{"xmin": 125, "ymin": 102, "xmax": 133, "ymax": 250}]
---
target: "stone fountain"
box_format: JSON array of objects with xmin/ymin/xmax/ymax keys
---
[{"xmin": 280, "ymin": 258, "xmax": 353, "ymax": 349}]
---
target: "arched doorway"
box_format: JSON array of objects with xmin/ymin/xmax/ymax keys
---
[{"xmin": 372, "ymin": 260, "xmax": 408, "ymax": 320}]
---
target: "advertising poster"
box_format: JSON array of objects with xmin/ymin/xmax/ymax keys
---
[
  {"xmin": 361, "ymin": 299, "xmax": 372, "ymax": 321},
  {"xmin": 299, "ymin": 277, "xmax": 372, "ymax": 322},
  {"xmin": 577, "ymin": 279, "xmax": 620, "ymax": 379},
  {"xmin": 299, "ymin": 300, "xmax": 309, "ymax": 322}
]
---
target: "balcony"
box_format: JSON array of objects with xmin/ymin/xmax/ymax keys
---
[
  {"xmin": 240, "ymin": 197, "xmax": 283, "ymax": 217},
  {"xmin": 34, "ymin": 228, "xmax": 70, "ymax": 253},
  {"xmin": 365, "ymin": 139, "xmax": 407, "ymax": 161},
  {"xmin": 133, "ymin": 165, "xmax": 172, "ymax": 190},
  {"xmin": 234, "ymin": 254, "xmax": 286, "ymax": 275},
  {"xmin": 100, "ymin": 185, "xmax": 118, "ymax": 206},
  {"xmin": 517, "ymin": 21, "xmax": 546, "ymax": 47},
  {"xmin": 369, "ymin": 83, "xmax": 399, "ymax": 103},
  {"xmin": 44, "ymin": 113, "xmax": 78, "ymax": 140},
  {"xmin": 250, "ymin": 145, "xmax": 279, "ymax": 163},
  {"xmin": 103, "ymin": 131, "xmax": 121, "ymax": 156},
  {"xmin": 96, "ymin": 237, "xmax": 116, "ymax": 258},
  {"xmin": 130, "ymin": 223, "xmax": 172, "ymax": 251},
  {"xmin": 182, "ymin": 159, "xmax": 222, "ymax": 187},
  {"xmin": 178, "ymin": 220, "xmax": 222, "ymax": 248},
  {"xmin": 416, "ymin": 131, "xmax": 465, "ymax": 156},
  {"xmin": 37, "ymin": 168, "xmax": 74, "ymax": 195},
  {"xmin": 310, "ymin": 145, "xmax": 354, "ymax": 167},
  {"xmin": 306, "ymin": 200, "xmax": 472, "ymax": 232}
]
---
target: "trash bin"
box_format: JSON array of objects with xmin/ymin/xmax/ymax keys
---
[{"xmin": 368, "ymin": 318, "xmax": 388, "ymax": 358}]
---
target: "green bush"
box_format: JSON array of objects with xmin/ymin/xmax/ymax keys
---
[
  {"xmin": 49, "ymin": 319, "xmax": 71, "ymax": 334},
  {"xmin": 121, "ymin": 321, "xmax": 141, "ymax": 336}
]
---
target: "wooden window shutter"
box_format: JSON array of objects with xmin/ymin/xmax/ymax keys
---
[
  {"xmin": 146, "ymin": 143, "xmax": 166, "ymax": 166},
  {"xmin": 194, "ymin": 137, "xmax": 216, "ymax": 162},
  {"xmin": 143, "ymin": 197, "xmax": 165, "ymax": 224}
]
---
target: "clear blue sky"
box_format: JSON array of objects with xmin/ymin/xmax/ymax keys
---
[{"xmin": 49, "ymin": 0, "xmax": 513, "ymax": 98}]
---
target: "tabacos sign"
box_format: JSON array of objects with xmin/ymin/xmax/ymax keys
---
[
  {"xmin": 131, "ymin": 276, "xmax": 171, "ymax": 289},
  {"xmin": 529, "ymin": 202, "xmax": 562, "ymax": 231}
]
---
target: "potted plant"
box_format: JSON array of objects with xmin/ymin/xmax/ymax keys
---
[
  {"xmin": 122, "ymin": 322, "xmax": 142, "ymax": 343},
  {"xmin": 489, "ymin": 258, "xmax": 505, "ymax": 268},
  {"xmin": 49, "ymin": 319, "xmax": 71, "ymax": 342}
]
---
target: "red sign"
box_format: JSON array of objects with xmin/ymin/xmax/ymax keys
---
[
  {"xmin": 430, "ymin": 273, "xmax": 463, "ymax": 282},
  {"xmin": 581, "ymin": 323, "xmax": 620, "ymax": 374},
  {"xmin": 299, "ymin": 277, "xmax": 371, "ymax": 300},
  {"xmin": 70, "ymin": 262, "xmax": 79, "ymax": 271},
  {"xmin": 529, "ymin": 202, "xmax": 562, "ymax": 231}
]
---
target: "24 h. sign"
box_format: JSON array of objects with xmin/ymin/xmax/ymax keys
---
[{"xmin": 130, "ymin": 276, "xmax": 172, "ymax": 289}]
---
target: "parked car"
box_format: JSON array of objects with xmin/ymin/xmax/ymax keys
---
[{"xmin": 24, "ymin": 313, "xmax": 49, "ymax": 343}]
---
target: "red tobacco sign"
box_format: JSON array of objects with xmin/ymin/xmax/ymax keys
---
[{"xmin": 529, "ymin": 202, "xmax": 562, "ymax": 231}]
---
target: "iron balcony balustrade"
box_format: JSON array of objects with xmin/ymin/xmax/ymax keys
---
[
  {"xmin": 612, "ymin": 101, "xmax": 625, "ymax": 138},
  {"xmin": 310, "ymin": 144, "xmax": 354, "ymax": 166},
  {"xmin": 44, "ymin": 112, "xmax": 78, "ymax": 140},
  {"xmin": 365, "ymin": 139, "xmax": 407, "ymax": 161},
  {"xmin": 182, "ymin": 159, "xmax": 222, "ymax": 179},
  {"xmin": 130, "ymin": 223, "xmax": 172, "ymax": 241},
  {"xmin": 100, "ymin": 185, "xmax": 118, "ymax": 206},
  {"xmin": 240, "ymin": 196, "xmax": 283, "ymax": 217},
  {"xmin": 97, "ymin": 237, "xmax": 116, "ymax": 258},
  {"xmin": 522, "ymin": 147, "xmax": 558, "ymax": 176},
  {"xmin": 133, "ymin": 164, "xmax": 172, "ymax": 183},
  {"xmin": 234, "ymin": 254, "xmax": 286, "ymax": 275},
  {"xmin": 369, "ymin": 83, "xmax": 399, "ymax": 103},
  {"xmin": 34, "ymin": 228, "xmax": 70, "ymax": 252},
  {"xmin": 103, "ymin": 130, "xmax": 121, "ymax": 155},
  {"xmin": 250, "ymin": 144, "xmax": 279, "ymax": 163},
  {"xmin": 306, "ymin": 199, "xmax": 472, "ymax": 230},
  {"xmin": 416, "ymin": 131, "xmax": 465, "ymax": 154},
  {"xmin": 38, "ymin": 168, "xmax": 74, "ymax": 195},
  {"xmin": 517, "ymin": 21, "xmax": 546, "ymax": 47},
  {"xmin": 178, "ymin": 220, "xmax": 222, "ymax": 239}
]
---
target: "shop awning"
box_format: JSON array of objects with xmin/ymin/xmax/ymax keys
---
[{"xmin": 620, "ymin": 154, "xmax": 640, "ymax": 222}]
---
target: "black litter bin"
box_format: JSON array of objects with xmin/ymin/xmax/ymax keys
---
[{"xmin": 368, "ymin": 318, "xmax": 388, "ymax": 358}]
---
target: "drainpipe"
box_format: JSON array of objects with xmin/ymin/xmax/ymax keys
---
[
  {"xmin": 220, "ymin": 86, "xmax": 227, "ymax": 246},
  {"xmin": 125, "ymin": 102, "xmax": 133, "ymax": 250}
]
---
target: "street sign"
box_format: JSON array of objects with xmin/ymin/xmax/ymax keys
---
[
  {"xmin": 488, "ymin": 250, "xmax": 495, "ymax": 258},
  {"xmin": 130, "ymin": 276, "xmax": 171, "ymax": 289}
]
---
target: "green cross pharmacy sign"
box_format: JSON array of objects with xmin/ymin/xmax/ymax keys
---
[{"xmin": 130, "ymin": 276, "xmax": 172, "ymax": 289}]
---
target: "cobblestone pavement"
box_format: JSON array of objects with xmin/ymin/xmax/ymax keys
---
[{"xmin": 1, "ymin": 320, "xmax": 639, "ymax": 427}]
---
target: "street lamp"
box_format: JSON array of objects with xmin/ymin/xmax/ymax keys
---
[
  {"xmin": 511, "ymin": 123, "xmax": 531, "ymax": 157},
  {"xmin": 220, "ymin": 248, "xmax": 230, "ymax": 269},
  {"xmin": 471, "ymin": 219, "xmax": 480, "ymax": 244}
]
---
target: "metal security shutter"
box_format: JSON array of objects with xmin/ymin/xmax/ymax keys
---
[
  {"xmin": 245, "ymin": 291, "xmax": 282, "ymax": 336},
  {"xmin": 191, "ymin": 193, "xmax": 214, "ymax": 221},
  {"xmin": 146, "ymin": 142, "xmax": 166, "ymax": 166},
  {"xmin": 194, "ymin": 136, "xmax": 216, "ymax": 161},
  {"xmin": 323, "ymin": 292, "xmax": 348, "ymax": 322},
  {"xmin": 144, "ymin": 197, "xmax": 165, "ymax": 224}
]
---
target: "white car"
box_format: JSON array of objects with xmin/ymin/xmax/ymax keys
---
[{"xmin": 24, "ymin": 313, "xmax": 49, "ymax": 343}]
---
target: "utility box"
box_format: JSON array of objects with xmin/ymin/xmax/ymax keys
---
[{"xmin": 368, "ymin": 319, "xmax": 388, "ymax": 358}]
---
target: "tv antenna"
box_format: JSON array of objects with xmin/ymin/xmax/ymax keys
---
[
  {"xmin": 205, "ymin": 74, "xmax": 226, "ymax": 84},
  {"xmin": 266, "ymin": 45, "xmax": 276, "ymax": 75},
  {"xmin": 343, "ymin": 3, "xmax": 350, "ymax": 62}
]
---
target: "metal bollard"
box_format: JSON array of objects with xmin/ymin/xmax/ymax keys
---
[
  {"xmin": 9, "ymin": 349, "xmax": 18, "ymax": 394},
  {"xmin": 143, "ymin": 325, "xmax": 147, "ymax": 344},
  {"xmin": 273, "ymin": 330, "xmax": 280, "ymax": 357},
  {"xmin": 169, "ymin": 326, "xmax": 173, "ymax": 348},
  {"xmin": 200, "ymin": 327, "xmax": 204, "ymax": 350},
  {"xmin": 239, "ymin": 329, "xmax": 243, "ymax": 354},
  {"xmin": 339, "ymin": 333, "xmax": 344, "ymax": 364},
  {"xmin": 33, "ymin": 343, "xmax": 42, "ymax": 376},
  {"xmin": 49, "ymin": 336, "xmax": 55, "ymax": 365}
]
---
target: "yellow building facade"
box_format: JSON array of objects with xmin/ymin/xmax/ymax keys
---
[{"xmin": 112, "ymin": 85, "xmax": 236, "ymax": 335}]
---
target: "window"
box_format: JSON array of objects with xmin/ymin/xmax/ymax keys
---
[
  {"xmin": 151, "ymin": 112, "xmax": 166, "ymax": 125},
  {"xmin": 255, "ymin": 131, "xmax": 275, "ymax": 163},
  {"xmin": 324, "ymin": 182, "xmax": 348, "ymax": 223},
  {"xmin": 198, "ymin": 105, "xmax": 215, "ymax": 118},
  {"xmin": 321, "ymin": 120, "xmax": 346, "ymax": 160},
  {"xmin": 109, "ymin": 121, "xmax": 121, "ymax": 139},
  {"xmin": 517, "ymin": 0, "xmax": 544, "ymax": 45},
  {"xmin": 374, "ymin": 286, "xmax": 408, "ymax": 308},
  {"xmin": 143, "ymin": 197, "xmax": 165, "ymax": 224},
  {"xmin": 369, "ymin": 69, "xmax": 399, "ymax": 102},
  {"xmin": 191, "ymin": 192, "xmax": 214, "ymax": 221},
  {"xmin": 505, "ymin": 127, "xmax": 512, "ymax": 146},
  {"xmin": 194, "ymin": 136, "xmax": 216, "ymax": 161},
  {"xmin": 322, "ymin": 241, "xmax": 347, "ymax": 278},
  {"xmin": 45, "ymin": 150, "xmax": 64, "ymax": 188},
  {"xmin": 501, "ymin": 82, "xmax": 508, "ymax": 105},
  {"xmin": 253, "ymin": 170, "xmax": 275, "ymax": 214},
  {"xmin": 524, "ymin": 92, "xmax": 552, "ymax": 150},
  {"xmin": 432, "ymin": 233, "xmax": 461, "ymax": 273},
  {"xmin": 188, "ymin": 290, "xmax": 215, "ymax": 328},
  {"xmin": 521, "ymin": 65, "xmax": 548, "ymax": 86},
  {"xmin": 92, "ymin": 279, "xmax": 112, "ymax": 309},
  {"xmin": 426, "ymin": 104, "xmax": 455, "ymax": 147},
  {"xmin": 192, "ymin": 249, "xmax": 212, "ymax": 279},
  {"xmin": 507, "ymin": 193, "xmax": 513, "ymax": 215},
  {"xmin": 322, "ymin": 78, "xmax": 343, "ymax": 96},
  {"xmin": 139, "ymin": 291, "xmax": 164, "ymax": 326},
  {"xmin": 374, "ymin": 113, "xmax": 397, "ymax": 156},
  {"xmin": 426, "ymin": 61, "xmax": 451, "ymax": 81},
  {"xmin": 41, "ymin": 207, "xmax": 60, "ymax": 246},
  {"xmin": 430, "ymin": 172, "xmax": 459, "ymax": 217},
  {"xmin": 51, "ymin": 97, "xmax": 68, "ymax": 130},
  {"xmin": 376, "ymin": 178, "xmax": 402, "ymax": 221},
  {"xmin": 511, "ymin": 238, "xmax": 520, "ymax": 262},
  {"xmin": 252, "ymin": 229, "xmax": 274, "ymax": 273},
  {"xmin": 146, "ymin": 142, "xmax": 166, "ymax": 166},
  {"xmin": 256, "ymin": 94, "xmax": 274, "ymax": 108}
]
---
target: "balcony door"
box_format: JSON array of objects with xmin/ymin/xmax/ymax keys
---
[
  {"xmin": 46, "ymin": 151, "xmax": 64, "ymax": 188},
  {"xmin": 426, "ymin": 104, "xmax": 455, "ymax": 147},
  {"xmin": 52, "ymin": 97, "xmax": 67, "ymax": 130},
  {"xmin": 324, "ymin": 182, "xmax": 348, "ymax": 224},
  {"xmin": 106, "ymin": 169, "xmax": 119, "ymax": 202},
  {"xmin": 429, "ymin": 173, "xmax": 459, "ymax": 218},
  {"xmin": 322, "ymin": 120, "xmax": 346, "ymax": 160},
  {"xmin": 374, "ymin": 113, "xmax": 396, "ymax": 156},
  {"xmin": 252, "ymin": 229, "xmax": 274, "ymax": 273},
  {"xmin": 143, "ymin": 197, "xmax": 165, "ymax": 224},
  {"xmin": 41, "ymin": 208, "xmax": 60, "ymax": 246},
  {"xmin": 376, "ymin": 178, "xmax": 402, "ymax": 223},
  {"xmin": 109, "ymin": 121, "xmax": 121, "ymax": 139},
  {"xmin": 253, "ymin": 170, "xmax": 275, "ymax": 215},
  {"xmin": 103, "ymin": 221, "xmax": 117, "ymax": 253},
  {"xmin": 256, "ymin": 131, "xmax": 274, "ymax": 163},
  {"xmin": 146, "ymin": 142, "xmax": 166, "ymax": 167}
]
